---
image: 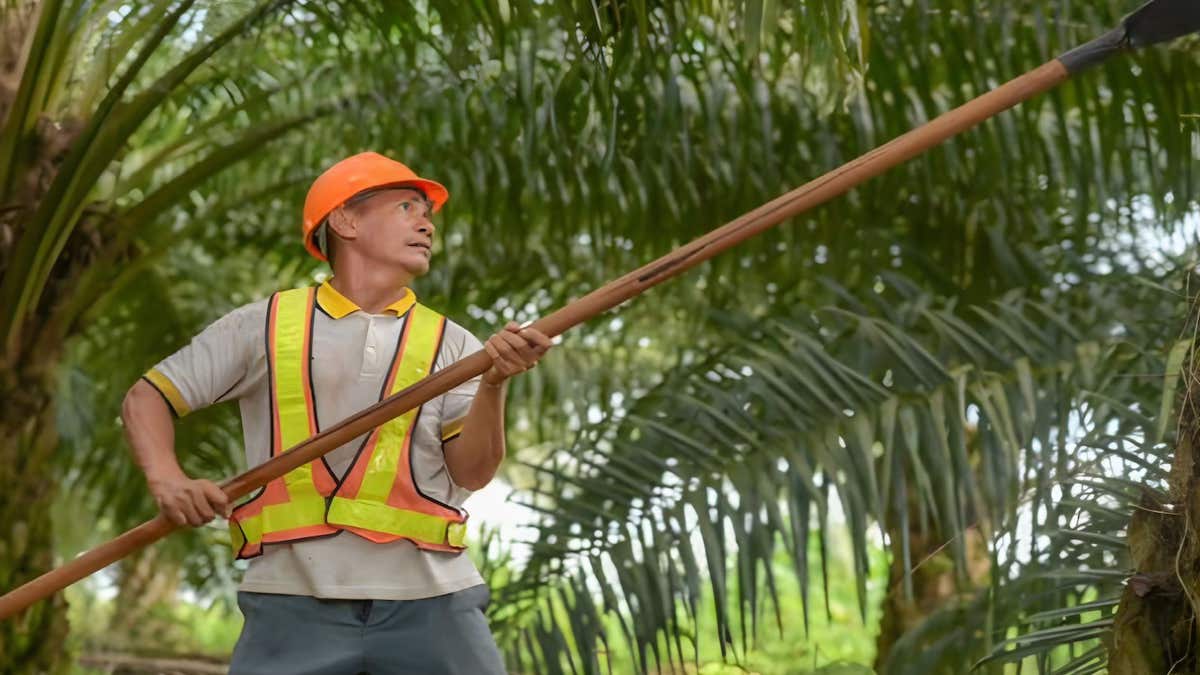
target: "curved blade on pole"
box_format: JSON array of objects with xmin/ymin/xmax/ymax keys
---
[
  {"xmin": 1126, "ymin": 0, "xmax": 1200, "ymax": 46},
  {"xmin": 2, "ymin": 0, "xmax": 1199, "ymax": 623},
  {"xmin": 1060, "ymin": 0, "xmax": 1200, "ymax": 73}
]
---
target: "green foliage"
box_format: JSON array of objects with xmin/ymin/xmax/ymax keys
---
[
  {"xmin": 490, "ymin": 251, "xmax": 1190, "ymax": 673},
  {"xmin": 64, "ymin": 582, "xmax": 242, "ymax": 660}
]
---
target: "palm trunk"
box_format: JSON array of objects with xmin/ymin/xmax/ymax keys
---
[
  {"xmin": 0, "ymin": 364, "xmax": 70, "ymax": 674},
  {"xmin": 874, "ymin": 524, "xmax": 990, "ymax": 673},
  {"xmin": 1106, "ymin": 341, "xmax": 1200, "ymax": 673},
  {"xmin": 0, "ymin": 9, "xmax": 89, "ymax": 669},
  {"xmin": 109, "ymin": 547, "xmax": 182, "ymax": 648},
  {"xmin": 875, "ymin": 528, "xmax": 952, "ymax": 666},
  {"xmin": 875, "ymin": 422, "xmax": 991, "ymax": 672}
]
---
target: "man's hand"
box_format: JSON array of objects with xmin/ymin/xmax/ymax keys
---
[
  {"xmin": 482, "ymin": 321, "xmax": 552, "ymax": 386},
  {"xmin": 148, "ymin": 473, "xmax": 230, "ymax": 527}
]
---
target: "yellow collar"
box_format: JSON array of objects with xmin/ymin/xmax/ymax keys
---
[{"xmin": 316, "ymin": 281, "xmax": 417, "ymax": 319}]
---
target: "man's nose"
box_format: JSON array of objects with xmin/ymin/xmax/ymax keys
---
[{"xmin": 416, "ymin": 218, "xmax": 435, "ymax": 236}]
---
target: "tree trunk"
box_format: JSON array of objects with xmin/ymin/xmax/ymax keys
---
[
  {"xmin": 874, "ymin": 524, "xmax": 990, "ymax": 673},
  {"xmin": 0, "ymin": 364, "xmax": 71, "ymax": 674},
  {"xmin": 108, "ymin": 548, "xmax": 182, "ymax": 650},
  {"xmin": 875, "ymin": 423, "xmax": 991, "ymax": 672},
  {"xmin": 875, "ymin": 528, "xmax": 954, "ymax": 665},
  {"xmin": 1106, "ymin": 353, "xmax": 1200, "ymax": 674},
  {"xmin": 0, "ymin": 9, "xmax": 93, "ymax": 669}
]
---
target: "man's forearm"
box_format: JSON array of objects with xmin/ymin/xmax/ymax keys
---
[
  {"xmin": 446, "ymin": 320, "xmax": 551, "ymax": 490},
  {"xmin": 122, "ymin": 379, "xmax": 184, "ymax": 482},
  {"xmin": 444, "ymin": 380, "xmax": 507, "ymax": 490},
  {"xmin": 122, "ymin": 379, "xmax": 230, "ymax": 525}
]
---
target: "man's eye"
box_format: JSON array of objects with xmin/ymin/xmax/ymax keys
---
[{"xmin": 400, "ymin": 202, "xmax": 412, "ymax": 212}]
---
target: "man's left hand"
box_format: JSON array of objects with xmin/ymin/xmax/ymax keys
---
[{"xmin": 482, "ymin": 321, "xmax": 552, "ymax": 386}]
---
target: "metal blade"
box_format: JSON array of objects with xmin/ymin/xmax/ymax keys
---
[
  {"xmin": 1059, "ymin": 0, "xmax": 1200, "ymax": 73},
  {"xmin": 1125, "ymin": 0, "xmax": 1200, "ymax": 47}
]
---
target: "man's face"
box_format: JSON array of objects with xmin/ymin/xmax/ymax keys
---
[{"xmin": 341, "ymin": 187, "xmax": 436, "ymax": 276}]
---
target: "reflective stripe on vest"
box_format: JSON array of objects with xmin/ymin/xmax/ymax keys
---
[
  {"xmin": 326, "ymin": 303, "xmax": 467, "ymax": 551},
  {"xmin": 230, "ymin": 287, "xmax": 338, "ymax": 558},
  {"xmin": 229, "ymin": 289, "xmax": 467, "ymax": 559}
]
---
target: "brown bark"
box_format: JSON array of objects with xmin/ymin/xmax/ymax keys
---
[
  {"xmin": 0, "ymin": 365, "xmax": 71, "ymax": 674},
  {"xmin": 0, "ymin": 5, "xmax": 101, "ymax": 669},
  {"xmin": 1106, "ymin": 305, "xmax": 1200, "ymax": 673},
  {"xmin": 874, "ymin": 525, "xmax": 990, "ymax": 673},
  {"xmin": 873, "ymin": 419, "xmax": 992, "ymax": 672},
  {"xmin": 1105, "ymin": 487, "xmax": 1194, "ymax": 673}
]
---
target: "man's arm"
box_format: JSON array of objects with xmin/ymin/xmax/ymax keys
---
[
  {"xmin": 122, "ymin": 379, "xmax": 228, "ymax": 526},
  {"xmin": 444, "ymin": 321, "xmax": 551, "ymax": 490}
]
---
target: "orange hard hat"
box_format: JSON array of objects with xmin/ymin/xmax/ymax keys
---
[{"xmin": 302, "ymin": 151, "xmax": 449, "ymax": 261}]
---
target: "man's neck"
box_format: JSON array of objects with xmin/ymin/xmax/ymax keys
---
[{"xmin": 327, "ymin": 264, "xmax": 414, "ymax": 315}]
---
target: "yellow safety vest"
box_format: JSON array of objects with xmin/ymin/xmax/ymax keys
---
[{"xmin": 229, "ymin": 287, "xmax": 468, "ymax": 559}]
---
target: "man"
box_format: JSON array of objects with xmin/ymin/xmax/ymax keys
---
[{"xmin": 121, "ymin": 151, "xmax": 549, "ymax": 674}]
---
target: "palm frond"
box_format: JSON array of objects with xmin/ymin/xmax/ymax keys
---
[{"xmin": 489, "ymin": 257, "xmax": 1185, "ymax": 673}]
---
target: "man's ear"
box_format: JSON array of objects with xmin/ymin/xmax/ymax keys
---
[{"xmin": 326, "ymin": 206, "xmax": 359, "ymax": 242}]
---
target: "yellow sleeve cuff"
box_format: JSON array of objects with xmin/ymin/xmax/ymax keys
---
[
  {"xmin": 441, "ymin": 417, "xmax": 466, "ymax": 442},
  {"xmin": 143, "ymin": 368, "xmax": 191, "ymax": 417}
]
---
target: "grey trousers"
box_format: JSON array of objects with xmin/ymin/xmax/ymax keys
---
[{"xmin": 228, "ymin": 585, "xmax": 506, "ymax": 674}]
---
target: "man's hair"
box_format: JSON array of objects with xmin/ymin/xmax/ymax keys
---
[{"xmin": 315, "ymin": 223, "xmax": 335, "ymax": 263}]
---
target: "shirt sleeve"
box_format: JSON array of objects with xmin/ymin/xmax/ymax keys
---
[
  {"xmin": 142, "ymin": 301, "xmax": 264, "ymax": 417},
  {"xmin": 437, "ymin": 321, "xmax": 484, "ymax": 442}
]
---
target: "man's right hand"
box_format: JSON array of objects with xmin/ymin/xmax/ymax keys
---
[{"xmin": 148, "ymin": 474, "xmax": 231, "ymax": 527}]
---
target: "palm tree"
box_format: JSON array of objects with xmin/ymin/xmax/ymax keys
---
[
  {"xmin": 0, "ymin": 0, "xmax": 387, "ymax": 668},
  {"xmin": 4, "ymin": 0, "xmax": 1197, "ymax": 672}
]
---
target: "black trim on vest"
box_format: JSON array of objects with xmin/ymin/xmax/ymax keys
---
[
  {"xmin": 408, "ymin": 317, "xmax": 460, "ymax": 514},
  {"xmin": 305, "ymin": 288, "xmax": 337, "ymax": 483},
  {"xmin": 325, "ymin": 436, "xmax": 375, "ymax": 511},
  {"xmin": 306, "ymin": 290, "xmax": 321, "ymax": 433},
  {"xmin": 228, "ymin": 292, "xmax": 281, "ymax": 558},
  {"xmin": 234, "ymin": 529, "xmax": 346, "ymax": 561},
  {"xmin": 327, "ymin": 304, "xmax": 417, "ymax": 496},
  {"xmin": 232, "ymin": 517, "xmax": 258, "ymax": 560},
  {"xmin": 266, "ymin": 292, "xmax": 279, "ymax": 457}
]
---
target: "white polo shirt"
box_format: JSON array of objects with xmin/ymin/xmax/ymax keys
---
[{"xmin": 143, "ymin": 281, "xmax": 485, "ymax": 599}]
